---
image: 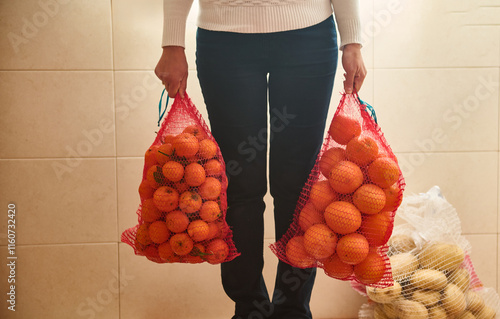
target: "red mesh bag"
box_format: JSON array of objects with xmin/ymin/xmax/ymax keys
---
[
  {"xmin": 121, "ymin": 91, "xmax": 240, "ymax": 264},
  {"xmin": 270, "ymin": 93, "xmax": 405, "ymax": 287}
]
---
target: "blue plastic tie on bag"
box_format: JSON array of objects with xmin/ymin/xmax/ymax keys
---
[
  {"xmin": 359, "ymin": 97, "xmax": 378, "ymax": 124},
  {"xmin": 158, "ymin": 88, "xmax": 169, "ymax": 127}
]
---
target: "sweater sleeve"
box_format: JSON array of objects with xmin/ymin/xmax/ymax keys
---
[
  {"xmin": 162, "ymin": 0, "xmax": 194, "ymax": 48},
  {"xmin": 331, "ymin": 0, "xmax": 362, "ymax": 49}
]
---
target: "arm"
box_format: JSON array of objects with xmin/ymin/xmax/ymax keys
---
[
  {"xmin": 331, "ymin": 0, "xmax": 367, "ymax": 94},
  {"xmin": 155, "ymin": 0, "xmax": 194, "ymax": 98}
]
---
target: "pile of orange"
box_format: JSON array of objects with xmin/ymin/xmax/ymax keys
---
[
  {"xmin": 135, "ymin": 125, "xmax": 229, "ymax": 264},
  {"xmin": 286, "ymin": 114, "xmax": 403, "ymax": 285}
]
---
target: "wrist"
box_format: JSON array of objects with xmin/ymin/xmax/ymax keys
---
[{"xmin": 343, "ymin": 43, "xmax": 362, "ymax": 51}]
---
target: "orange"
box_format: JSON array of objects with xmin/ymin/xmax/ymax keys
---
[
  {"xmin": 169, "ymin": 233, "xmax": 194, "ymax": 256},
  {"xmin": 353, "ymin": 249, "xmax": 387, "ymax": 284},
  {"xmin": 187, "ymin": 220, "xmax": 210, "ymax": 242},
  {"xmin": 144, "ymin": 145, "xmax": 160, "ymax": 168},
  {"xmin": 153, "ymin": 186, "xmax": 179, "ymax": 212},
  {"xmin": 298, "ymin": 203, "xmax": 325, "ymax": 232},
  {"xmin": 183, "ymin": 125, "xmax": 207, "ymax": 141},
  {"xmin": 367, "ymin": 157, "xmax": 400, "ymax": 188},
  {"xmin": 286, "ymin": 236, "xmax": 316, "ymax": 268},
  {"xmin": 148, "ymin": 220, "xmax": 170, "ymax": 244},
  {"xmin": 199, "ymin": 201, "xmax": 221, "ymax": 222},
  {"xmin": 360, "ymin": 211, "xmax": 392, "ymax": 246},
  {"xmin": 346, "ymin": 136, "xmax": 379, "ymax": 167},
  {"xmin": 141, "ymin": 198, "xmax": 163, "ymax": 223},
  {"xmin": 309, "ymin": 180, "xmax": 337, "ymax": 211},
  {"xmin": 136, "ymin": 223, "xmax": 152, "ymax": 246},
  {"xmin": 199, "ymin": 177, "xmax": 222, "ymax": 200},
  {"xmin": 218, "ymin": 220, "xmax": 230, "ymax": 238},
  {"xmin": 323, "ymin": 253, "xmax": 354, "ymax": 280},
  {"xmin": 162, "ymin": 161, "xmax": 184, "ymax": 183},
  {"xmin": 173, "ymin": 133, "xmax": 200, "ymax": 157},
  {"xmin": 162, "ymin": 134, "xmax": 175, "ymax": 145},
  {"xmin": 205, "ymin": 239, "xmax": 229, "ymax": 264},
  {"xmin": 328, "ymin": 161, "xmax": 364, "ymax": 194},
  {"xmin": 174, "ymin": 180, "xmax": 190, "ymax": 194},
  {"xmin": 336, "ymin": 233, "xmax": 370, "ymax": 265},
  {"xmin": 158, "ymin": 242, "xmax": 179, "ymax": 263},
  {"xmin": 303, "ymin": 224, "xmax": 337, "ymax": 260},
  {"xmin": 204, "ymin": 159, "xmax": 223, "ymax": 176},
  {"xmin": 319, "ymin": 147, "xmax": 346, "ymax": 178},
  {"xmin": 206, "ymin": 222, "xmax": 220, "ymax": 240},
  {"xmin": 146, "ymin": 164, "xmax": 167, "ymax": 189},
  {"xmin": 352, "ymin": 184, "xmax": 386, "ymax": 215},
  {"xmin": 184, "ymin": 243, "xmax": 206, "ymax": 264},
  {"xmin": 324, "ymin": 201, "xmax": 362, "ymax": 234},
  {"xmin": 198, "ymin": 139, "xmax": 218, "ymax": 160},
  {"xmin": 184, "ymin": 162, "xmax": 206, "ymax": 187},
  {"xmin": 165, "ymin": 210, "xmax": 190, "ymax": 233},
  {"xmin": 134, "ymin": 238, "xmax": 146, "ymax": 253},
  {"xmin": 156, "ymin": 143, "xmax": 175, "ymax": 166},
  {"xmin": 328, "ymin": 114, "xmax": 361, "ymax": 145},
  {"xmin": 383, "ymin": 183, "xmax": 402, "ymax": 212},
  {"xmin": 138, "ymin": 179, "xmax": 155, "ymax": 200},
  {"xmin": 144, "ymin": 245, "xmax": 161, "ymax": 263},
  {"xmin": 179, "ymin": 191, "xmax": 203, "ymax": 214}
]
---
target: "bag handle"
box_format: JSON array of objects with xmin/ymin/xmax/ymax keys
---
[
  {"xmin": 351, "ymin": 90, "xmax": 378, "ymax": 124},
  {"xmin": 359, "ymin": 97, "xmax": 378, "ymax": 124},
  {"xmin": 158, "ymin": 88, "xmax": 169, "ymax": 126}
]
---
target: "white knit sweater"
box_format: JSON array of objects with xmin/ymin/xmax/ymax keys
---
[{"xmin": 162, "ymin": 0, "xmax": 361, "ymax": 49}]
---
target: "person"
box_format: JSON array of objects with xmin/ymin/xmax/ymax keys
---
[{"xmin": 155, "ymin": 1, "xmax": 366, "ymax": 318}]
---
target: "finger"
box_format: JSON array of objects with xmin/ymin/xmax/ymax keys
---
[
  {"xmin": 343, "ymin": 71, "xmax": 355, "ymax": 94},
  {"xmin": 179, "ymin": 76, "xmax": 187, "ymax": 99},
  {"xmin": 167, "ymin": 81, "xmax": 180, "ymax": 99}
]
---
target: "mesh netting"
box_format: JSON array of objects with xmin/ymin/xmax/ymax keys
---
[
  {"xmin": 270, "ymin": 93, "xmax": 405, "ymax": 288},
  {"xmin": 121, "ymin": 92, "xmax": 240, "ymax": 264},
  {"xmin": 357, "ymin": 186, "xmax": 500, "ymax": 319}
]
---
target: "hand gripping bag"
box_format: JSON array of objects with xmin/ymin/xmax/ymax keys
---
[
  {"xmin": 270, "ymin": 93, "xmax": 405, "ymax": 288},
  {"xmin": 121, "ymin": 91, "xmax": 240, "ymax": 264}
]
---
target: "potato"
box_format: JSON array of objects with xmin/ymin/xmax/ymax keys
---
[
  {"xmin": 428, "ymin": 306, "xmax": 448, "ymax": 319},
  {"xmin": 374, "ymin": 303, "xmax": 389, "ymax": 319},
  {"xmin": 465, "ymin": 290, "xmax": 486, "ymax": 313},
  {"xmin": 390, "ymin": 252, "xmax": 419, "ymax": 281},
  {"xmin": 449, "ymin": 268, "xmax": 471, "ymax": 292},
  {"xmin": 419, "ymin": 242, "xmax": 465, "ymax": 272},
  {"xmin": 399, "ymin": 277, "xmax": 416, "ymax": 299},
  {"xmin": 366, "ymin": 281, "xmax": 402, "ymax": 303},
  {"xmin": 382, "ymin": 303, "xmax": 398, "ymax": 319},
  {"xmin": 458, "ymin": 311, "xmax": 477, "ymax": 319},
  {"xmin": 442, "ymin": 284, "xmax": 467, "ymax": 317},
  {"xmin": 395, "ymin": 300, "xmax": 428, "ymax": 319},
  {"xmin": 388, "ymin": 234, "xmax": 416, "ymax": 255},
  {"xmin": 475, "ymin": 306, "xmax": 496, "ymax": 319},
  {"xmin": 411, "ymin": 289, "xmax": 441, "ymax": 307},
  {"xmin": 410, "ymin": 269, "xmax": 448, "ymax": 291}
]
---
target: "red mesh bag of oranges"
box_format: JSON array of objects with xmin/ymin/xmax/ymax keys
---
[
  {"xmin": 270, "ymin": 93, "xmax": 405, "ymax": 287},
  {"xmin": 121, "ymin": 91, "xmax": 240, "ymax": 265}
]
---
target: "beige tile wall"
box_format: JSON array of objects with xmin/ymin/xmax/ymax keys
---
[{"xmin": 0, "ymin": 0, "xmax": 498, "ymax": 318}]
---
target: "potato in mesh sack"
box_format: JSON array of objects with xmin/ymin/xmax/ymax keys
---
[
  {"xmin": 270, "ymin": 93, "xmax": 405, "ymax": 288},
  {"xmin": 121, "ymin": 91, "xmax": 239, "ymax": 264},
  {"xmin": 357, "ymin": 186, "xmax": 500, "ymax": 319}
]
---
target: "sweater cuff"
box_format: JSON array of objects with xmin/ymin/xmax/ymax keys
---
[
  {"xmin": 337, "ymin": 18, "xmax": 362, "ymax": 50},
  {"xmin": 162, "ymin": 18, "xmax": 187, "ymax": 48}
]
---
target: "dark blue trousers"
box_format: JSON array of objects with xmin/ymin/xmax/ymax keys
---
[{"xmin": 196, "ymin": 16, "xmax": 338, "ymax": 319}]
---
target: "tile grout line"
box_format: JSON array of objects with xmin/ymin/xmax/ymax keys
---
[{"xmin": 108, "ymin": 0, "xmax": 122, "ymax": 318}]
